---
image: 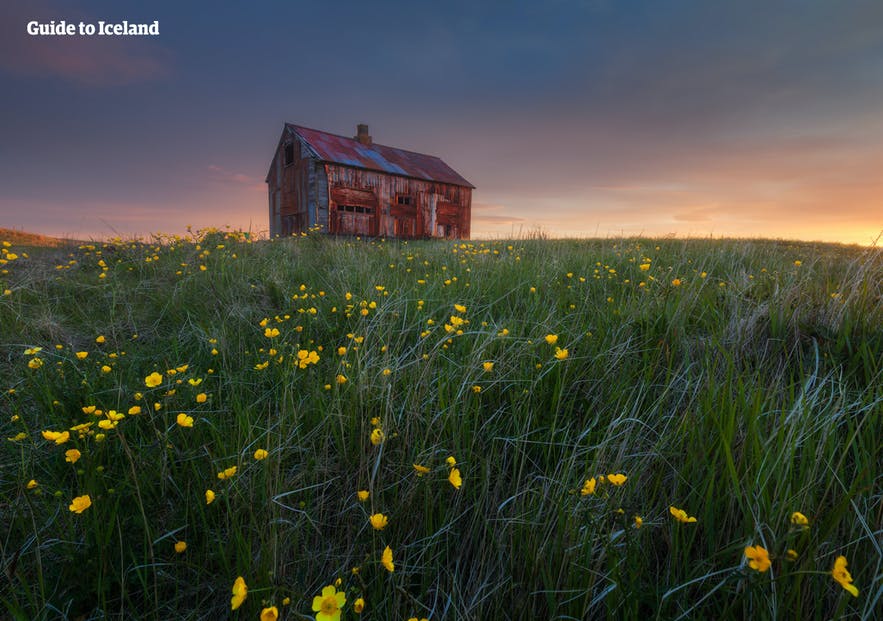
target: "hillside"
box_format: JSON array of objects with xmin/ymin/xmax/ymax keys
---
[{"xmin": 0, "ymin": 231, "xmax": 880, "ymax": 620}]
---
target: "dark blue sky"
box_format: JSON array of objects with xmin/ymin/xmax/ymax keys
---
[{"xmin": 2, "ymin": 0, "xmax": 882, "ymax": 243}]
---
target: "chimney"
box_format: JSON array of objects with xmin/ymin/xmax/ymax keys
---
[{"xmin": 355, "ymin": 124, "xmax": 372, "ymax": 145}]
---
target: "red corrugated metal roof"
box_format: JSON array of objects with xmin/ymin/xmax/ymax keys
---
[{"xmin": 286, "ymin": 123, "xmax": 474, "ymax": 188}]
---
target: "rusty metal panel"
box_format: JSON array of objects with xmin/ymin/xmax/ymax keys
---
[{"xmin": 287, "ymin": 124, "xmax": 474, "ymax": 188}]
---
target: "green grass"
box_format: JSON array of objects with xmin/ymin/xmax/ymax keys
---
[{"xmin": 1, "ymin": 231, "xmax": 880, "ymax": 620}]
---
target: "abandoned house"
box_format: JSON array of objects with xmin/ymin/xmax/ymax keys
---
[{"xmin": 266, "ymin": 123, "xmax": 474, "ymax": 239}]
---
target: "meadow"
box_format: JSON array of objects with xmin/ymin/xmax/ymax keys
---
[{"xmin": 1, "ymin": 230, "xmax": 880, "ymax": 620}]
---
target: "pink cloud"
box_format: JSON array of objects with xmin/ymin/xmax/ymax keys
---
[{"xmin": 207, "ymin": 165, "xmax": 266, "ymax": 193}]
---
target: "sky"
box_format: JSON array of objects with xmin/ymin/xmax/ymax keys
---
[{"xmin": 1, "ymin": 0, "xmax": 882, "ymax": 245}]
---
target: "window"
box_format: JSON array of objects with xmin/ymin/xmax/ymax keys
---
[
  {"xmin": 339, "ymin": 205, "xmax": 374, "ymax": 214},
  {"xmin": 396, "ymin": 195, "xmax": 413, "ymax": 206},
  {"xmin": 284, "ymin": 142, "xmax": 294, "ymax": 166}
]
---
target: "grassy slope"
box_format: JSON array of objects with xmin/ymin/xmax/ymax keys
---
[{"xmin": 1, "ymin": 232, "xmax": 880, "ymax": 620}]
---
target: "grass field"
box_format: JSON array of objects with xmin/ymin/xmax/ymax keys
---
[{"xmin": 1, "ymin": 230, "xmax": 880, "ymax": 620}]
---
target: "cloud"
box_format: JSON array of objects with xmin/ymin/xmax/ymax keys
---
[
  {"xmin": 207, "ymin": 165, "xmax": 265, "ymax": 193},
  {"xmin": 471, "ymin": 202, "xmax": 527, "ymax": 226},
  {"xmin": 0, "ymin": 1, "xmax": 169, "ymax": 85}
]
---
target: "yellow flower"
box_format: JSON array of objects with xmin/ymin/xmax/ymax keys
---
[
  {"xmin": 639, "ymin": 263, "xmax": 651, "ymax": 271},
  {"xmin": 446, "ymin": 456, "xmax": 457, "ymax": 467},
  {"xmin": 744, "ymin": 545, "xmax": 771, "ymax": 572},
  {"xmin": 28, "ymin": 358, "xmax": 43, "ymax": 369},
  {"xmin": 634, "ymin": 515, "xmax": 643, "ymax": 529},
  {"xmin": 472, "ymin": 385, "xmax": 482, "ymax": 394},
  {"xmin": 790, "ymin": 511, "xmax": 809, "ymax": 527},
  {"xmin": 260, "ymin": 606, "xmax": 278, "ymax": 621},
  {"xmin": 554, "ymin": 347, "xmax": 569, "ymax": 360},
  {"xmin": 454, "ymin": 303, "xmax": 467, "ymax": 313},
  {"xmin": 145, "ymin": 372, "xmax": 163, "ymax": 388},
  {"xmin": 448, "ymin": 468, "xmax": 462, "ymax": 489},
  {"xmin": 607, "ymin": 473, "xmax": 627, "ymax": 486},
  {"xmin": 101, "ymin": 365, "xmax": 112, "ymax": 374},
  {"xmin": 580, "ymin": 478, "xmax": 597, "ymax": 495},
  {"xmin": 75, "ymin": 351, "xmax": 89, "ymax": 360},
  {"xmin": 205, "ymin": 489, "xmax": 216, "ymax": 505},
  {"xmin": 669, "ymin": 506, "xmax": 697, "ymax": 523},
  {"xmin": 794, "ymin": 260, "xmax": 802, "ymax": 267},
  {"xmin": 128, "ymin": 405, "xmax": 141, "ymax": 415},
  {"xmin": 195, "ymin": 393, "xmax": 207, "ymax": 403},
  {"xmin": 27, "ymin": 479, "xmax": 38, "ymax": 489},
  {"xmin": 95, "ymin": 335, "xmax": 105, "ymax": 344},
  {"xmin": 370, "ymin": 428, "xmax": 385, "ymax": 446},
  {"xmin": 176, "ymin": 413, "xmax": 194, "ymax": 428},
  {"xmin": 353, "ymin": 597, "xmax": 365, "ymax": 613},
  {"xmin": 65, "ymin": 449, "xmax": 82, "ymax": 463},
  {"xmin": 42, "ymin": 430, "xmax": 70, "ymax": 445},
  {"xmin": 671, "ymin": 278, "xmax": 682, "ymax": 286},
  {"xmin": 413, "ymin": 463, "xmax": 430, "ymax": 476},
  {"xmin": 544, "ymin": 334, "xmax": 558, "ymax": 345},
  {"xmin": 831, "ymin": 555, "xmax": 859, "ymax": 597},
  {"xmin": 357, "ymin": 489, "xmax": 370, "ymax": 502},
  {"xmin": 231, "ymin": 576, "xmax": 247, "ymax": 610},
  {"xmin": 312, "ymin": 584, "xmax": 346, "ymax": 621},
  {"xmin": 174, "ymin": 541, "xmax": 187, "ymax": 554},
  {"xmin": 482, "ymin": 361, "xmax": 494, "ymax": 373},
  {"xmin": 337, "ymin": 346, "xmax": 347, "ymax": 356},
  {"xmin": 336, "ymin": 374, "xmax": 348, "ymax": 384},
  {"xmin": 369, "ymin": 513, "xmax": 388, "ymax": 530},
  {"xmin": 217, "ymin": 466, "xmax": 237, "ymax": 480},
  {"xmin": 69, "ymin": 494, "xmax": 92, "ymax": 514},
  {"xmin": 381, "ymin": 545, "xmax": 395, "ymax": 572},
  {"xmin": 264, "ymin": 327, "xmax": 280, "ymax": 338},
  {"xmin": 254, "ymin": 448, "xmax": 268, "ymax": 461},
  {"xmin": 785, "ymin": 549, "xmax": 798, "ymax": 561},
  {"xmin": 8, "ymin": 432, "xmax": 27, "ymax": 442}
]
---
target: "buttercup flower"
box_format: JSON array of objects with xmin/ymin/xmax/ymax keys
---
[
  {"xmin": 744, "ymin": 545, "xmax": 771, "ymax": 572},
  {"xmin": 545, "ymin": 334, "xmax": 558, "ymax": 345},
  {"xmin": 413, "ymin": 463, "xmax": 430, "ymax": 476},
  {"xmin": 205, "ymin": 489, "xmax": 216, "ymax": 505},
  {"xmin": 175, "ymin": 541, "xmax": 187, "ymax": 553},
  {"xmin": 65, "ymin": 449, "xmax": 82, "ymax": 463},
  {"xmin": 634, "ymin": 515, "xmax": 643, "ymax": 528},
  {"xmin": 580, "ymin": 477, "xmax": 597, "ymax": 496},
  {"xmin": 27, "ymin": 479, "xmax": 38, "ymax": 489},
  {"xmin": 369, "ymin": 513, "xmax": 388, "ymax": 530},
  {"xmin": 370, "ymin": 428, "xmax": 384, "ymax": 446},
  {"xmin": 357, "ymin": 490, "xmax": 369, "ymax": 502},
  {"xmin": 790, "ymin": 511, "xmax": 809, "ymax": 527},
  {"xmin": 260, "ymin": 606, "xmax": 278, "ymax": 621},
  {"xmin": 264, "ymin": 327, "xmax": 280, "ymax": 338},
  {"xmin": 195, "ymin": 393, "xmax": 207, "ymax": 403},
  {"xmin": 312, "ymin": 584, "xmax": 346, "ymax": 621},
  {"xmin": 217, "ymin": 466, "xmax": 237, "ymax": 480},
  {"xmin": 554, "ymin": 347, "xmax": 569, "ymax": 360},
  {"xmin": 482, "ymin": 361, "xmax": 494, "ymax": 372},
  {"xmin": 145, "ymin": 372, "xmax": 163, "ymax": 388},
  {"xmin": 448, "ymin": 468, "xmax": 462, "ymax": 489},
  {"xmin": 75, "ymin": 351, "xmax": 88, "ymax": 360},
  {"xmin": 831, "ymin": 556, "xmax": 859, "ymax": 597},
  {"xmin": 69, "ymin": 494, "xmax": 92, "ymax": 514},
  {"xmin": 607, "ymin": 473, "xmax": 627, "ymax": 486},
  {"xmin": 176, "ymin": 413, "xmax": 194, "ymax": 428},
  {"xmin": 231, "ymin": 576, "xmax": 247, "ymax": 610},
  {"xmin": 353, "ymin": 597, "xmax": 365, "ymax": 613},
  {"xmin": 381, "ymin": 545, "xmax": 395, "ymax": 572},
  {"xmin": 669, "ymin": 506, "xmax": 697, "ymax": 523},
  {"xmin": 254, "ymin": 448, "xmax": 268, "ymax": 460}
]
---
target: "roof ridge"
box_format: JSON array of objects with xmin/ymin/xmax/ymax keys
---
[{"xmin": 286, "ymin": 123, "xmax": 446, "ymax": 161}]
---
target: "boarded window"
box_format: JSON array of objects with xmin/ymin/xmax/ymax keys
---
[
  {"xmin": 284, "ymin": 143, "xmax": 294, "ymax": 166},
  {"xmin": 396, "ymin": 195, "xmax": 413, "ymax": 206}
]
